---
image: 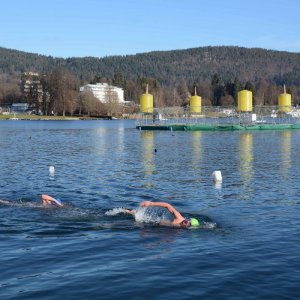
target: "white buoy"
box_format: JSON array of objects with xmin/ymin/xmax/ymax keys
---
[
  {"xmin": 49, "ymin": 166, "xmax": 55, "ymax": 176},
  {"xmin": 212, "ymin": 170, "xmax": 222, "ymax": 182}
]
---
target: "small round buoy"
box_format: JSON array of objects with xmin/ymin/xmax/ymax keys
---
[
  {"xmin": 49, "ymin": 166, "xmax": 55, "ymax": 176},
  {"xmin": 212, "ymin": 170, "xmax": 222, "ymax": 182}
]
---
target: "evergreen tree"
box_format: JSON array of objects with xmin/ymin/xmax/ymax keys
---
[
  {"xmin": 211, "ymin": 74, "xmax": 223, "ymax": 106},
  {"xmin": 233, "ymin": 77, "xmax": 243, "ymax": 106},
  {"xmin": 113, "ymin": 72, "xmax": 125, "ymax": 88}
]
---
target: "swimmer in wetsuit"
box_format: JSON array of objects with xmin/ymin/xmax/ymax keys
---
[
  {"xmin": 41, "ymin": 194, "xmax": 63, "ymax": 207},
  {"xmin": 125, "ymin": 201, "xmax": 199, "ymax": 228}
]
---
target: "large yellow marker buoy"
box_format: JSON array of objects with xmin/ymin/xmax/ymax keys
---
[
  {"xmin": 140, "ymin": 84, "xmax": 153, "ymax": 113},
  {"xmin": 238, "ymin": 90, "xmax": 252, "ymax": 112},
  {"xmin": 278, "ymin": 85, "xmax": 291, "ymax": 112},
  {"xmin": 190, "ymin": 87, "xmax": 202, "ymax": 113}
]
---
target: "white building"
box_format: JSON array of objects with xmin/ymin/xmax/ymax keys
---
[{"xmin": 80, "ymin": 83, "xmax": 124, "ymax": 103}]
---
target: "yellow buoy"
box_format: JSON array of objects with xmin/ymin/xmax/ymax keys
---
[
  {"xmin": 278, "ymin": 85, "xmax": 291, "ymax": 112},
  {"xmin": 190, "ymin": 87, "xmax": 202, "ymax": 113},
  {"xmin": 238, "ymin": 90, "xmax": 252, "ymax": 112},
  {"xmin": 140, "ymin": 84, "xmax": 153, "ymax": 113}
]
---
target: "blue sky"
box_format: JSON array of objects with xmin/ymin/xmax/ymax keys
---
[{"xmin": 1, "ymin": 0, "xmax": 300, "ymax": 58}]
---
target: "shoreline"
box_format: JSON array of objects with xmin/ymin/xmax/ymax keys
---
[{"xmin": 0, "ymin": 115, "xmax": 134, "ymax": 121}]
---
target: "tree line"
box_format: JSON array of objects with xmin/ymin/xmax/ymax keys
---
[
  {"xmin": 0, "ymin": 45, "xmax": 300, "ymax": 115},
  {"xmin": 1, "ymin": 68, "xmax": 298, "ymax": 117}
]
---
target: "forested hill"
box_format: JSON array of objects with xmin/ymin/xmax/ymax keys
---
[{"xmin": 1, "ymin": 46, "xmax": 300, "ymax": 87}]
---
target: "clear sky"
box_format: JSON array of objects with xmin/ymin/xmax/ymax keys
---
[{"xmin": 1, "ymin": 0, "xmax": 299, "ymax": 58}]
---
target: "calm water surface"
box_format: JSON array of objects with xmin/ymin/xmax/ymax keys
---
[{"xmin": 0, "ymin": 120, "xmax": 300, "ymax": 299}]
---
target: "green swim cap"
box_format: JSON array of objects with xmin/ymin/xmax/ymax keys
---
[{"xmin": 190, "ymin": 218, "xmax": 200, "ymax": 227}]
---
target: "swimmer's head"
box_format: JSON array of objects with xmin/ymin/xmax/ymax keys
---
[
  {"xmin": 190, "ymin": 218, "xmax": 200, "ymax": 227},
  {"xmin": 180, "ymin": 218, "xmax": 200, "ymax": 228},
  {"xmin": 180, "ymin": 219, "xmax": 191, "ymax": 228}
]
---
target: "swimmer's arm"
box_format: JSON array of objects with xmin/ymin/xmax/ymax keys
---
[
  {"xmin": 0, "ymin": 199, "xmax": 10, "ymax": 205},
  {"xmin": 124, "ymin": 209, "xmax": 136, "ymax": 215},
  {"xmin": 140, "ymin": 201, "xmax": 184, "ymax": 223}
]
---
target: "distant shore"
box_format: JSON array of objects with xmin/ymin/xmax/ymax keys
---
[{"xmin": 0, "ymin": 114, "xmax": 134, "ymax": 121}]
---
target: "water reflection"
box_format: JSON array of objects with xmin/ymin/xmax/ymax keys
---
[
  {"xmin": 93, "ymin": 127, "xmax": 124, "ymax": 154},
  {"xmin": 239, "ymin": 132, "xmax": 253, "ymax": 189},
  {"xmin": 280, "ymin": 131, "xmax": 292, "ymax": 178},
  {"xmin": 116, "ymin": 127, "xmax": 125, "ymax": 153},
  {"xmin": 94, "ymin": 128, "xmax": 108, "ymax": 153},
  {"xmin": 213, "ymin": 181, "xmax": 223, "ymax": 190},
  {"xmin": 141, "ymin": 131, "xmax": 155, "ymax": 178},
  {"xmin": 191, "ymin": 131, "xmax": 202, "ymax": 168},
  {"xmin": 139, "ymin": 228, "xmax": 180, "ymax": 250}
]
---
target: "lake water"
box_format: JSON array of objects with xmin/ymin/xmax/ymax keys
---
[{"xmin": 0, "ymin": 120, "xmax": 300, "ymax": 299}]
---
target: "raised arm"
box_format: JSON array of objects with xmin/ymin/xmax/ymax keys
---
[{"xmin": 140, "ymin": 201, "xmax": 185, "ymax": 224}]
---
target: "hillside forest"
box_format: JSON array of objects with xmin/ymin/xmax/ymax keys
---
[{"xmin": 0, "ymin": 46, "xmax": 300, "ymax": 116}]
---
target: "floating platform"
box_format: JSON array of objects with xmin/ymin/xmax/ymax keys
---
[{"xmin": 136, "ymin": 123, "xmax": 300, "ymax": 131}]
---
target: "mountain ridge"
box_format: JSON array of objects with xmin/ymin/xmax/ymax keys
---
[{"xmin": 0, "ymin": 45, "xmax": 300, "ymax": 87}]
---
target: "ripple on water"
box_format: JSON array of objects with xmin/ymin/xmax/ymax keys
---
[{"xmin": 1, "ymin": 122, "xmax": 300, "ymax": 299}]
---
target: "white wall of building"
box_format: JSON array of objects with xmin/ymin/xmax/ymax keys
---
[{"xmin": 80, "ymin": 83, "xmax": 124, "ymax": 103}]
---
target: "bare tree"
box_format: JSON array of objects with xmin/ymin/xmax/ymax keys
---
[
  {"xmin": 105, "ymin": 86, "xmax": 120, "ymax": 116},
  {"xmin": 80, "ymin": 90, "xmax": 99, "ymax": 116},
  {"xmin": 199, "ymin": 81, "xmax": 212, "ymax": 105},
  {"xmin": 176, "ymin": 79, "xmax": 190, "ymax": 106},
  {"xmin": 46, "ymin": 68, "xmax": 79, "ymax": 116},
  {"xmin": 255, "ymin": 79, "xmax": 269, "ymax": 106},
  {"xmin": 0, "ymin": 82, "xmax": 21, "ymax": 105}
]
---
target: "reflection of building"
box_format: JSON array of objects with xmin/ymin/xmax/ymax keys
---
[
  {"xmin": 141, "ymin": 131, "xmax": 155, "ymax": 177},
  {"xmin": 280, "ymin": 131, "xmax": 292, "ymax": 177},
  {"xmin": 80, "ymin": 83, "xmax": 124, "ymax": 103}
]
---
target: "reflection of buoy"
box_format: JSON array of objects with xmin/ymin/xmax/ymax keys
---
[
  {"xmin": 214, "ymin": 181, "xmax": 222, "ymax": 189},
  {"xmin": 49, "ymin": 166, "xmax": 55, "ymax": 176},
  {"xmin": 212, "ymin": 170, "xmax": 222, "ymax": 182}
]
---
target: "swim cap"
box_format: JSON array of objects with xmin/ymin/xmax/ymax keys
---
[
  {"xmin": 190, "ymin": 218, "xmax": 200, "ymax": 227},
  {"xmin": 53, "ymin": 198, "xmax": 62, "ymax": 206}
]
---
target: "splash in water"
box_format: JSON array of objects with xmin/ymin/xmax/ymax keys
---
[
  {"xmin": 0, "ymin": 199, "xmax": 42, "ymax": 208},
  {"xmin": 134, "ymin": 207, "xmax": 172, "ymax": 224},
  {"xmin": 105, "ymin": 206, "xmax": 172, "ymax": 224},
  {"xmin": 105, "ymin": 207, "xmax": 128, "ymax": 216}
]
